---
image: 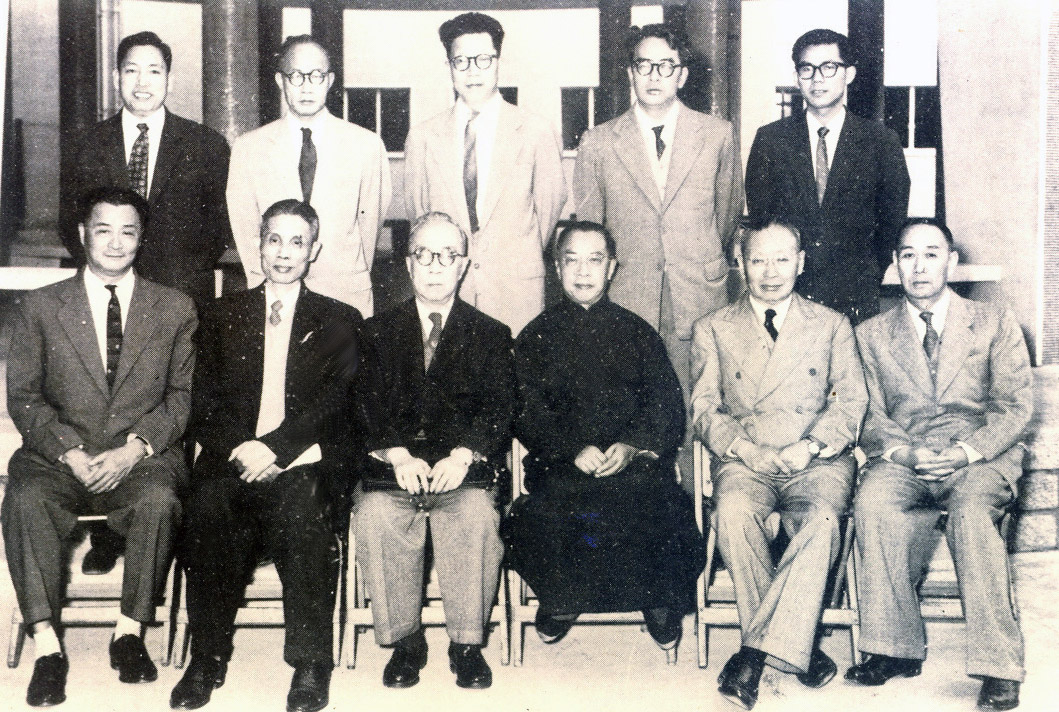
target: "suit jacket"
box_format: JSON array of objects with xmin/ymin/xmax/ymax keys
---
[
  {"xmin": 745, "ymin": 111, "xmax": 910, "ymax": 323},
  {"xmin": 403, "ymin": 100, "xmax": 567, "ymax": 334},
  {"xmin": 62, "ymin": 110, "xmax": 231, "ymax": 309},
  {"xmin": 362, "ymin": 298, "xmax": 516, "ymax": 490},
  {"xmin": 855, "ymin": 292, "xmax": 1032, "ymax": 487},
  {"xmin": 191, "ymin": 284, "xmax": 368, "ymax": 482},
  {"xmin": 573, "ymin": 102, "xmax": 743, "ymax": 340},
  {"xmin": 690, "ymin": 293, "xmax": 867, "ymax": 457},
  {"xmin": 6, "ymin": 272, "xmax": 196, "ymax": 479},
  {"xmin": 227, "ymin": 112, "xmax": 392, "ymax": 317}
]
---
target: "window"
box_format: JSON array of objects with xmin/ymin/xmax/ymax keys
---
[
  {"xmin": 774, "ymin": 87, "xmax": 804, "ymax": 119},
  {"xmin": 345, "ymin": 88, "xmax": 410, "ymax": 153},
  {"xmin": 560, "ymin": 87, "xmax": 595, "ymax": 151},
  {"xmin": 884, "ymin": 86, "xmax": 941, "ymax": 149}
]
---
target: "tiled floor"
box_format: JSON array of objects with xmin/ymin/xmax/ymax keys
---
[{"xmin": 0, "ymin": 551, "xmax": 1055, "ymax": 712}]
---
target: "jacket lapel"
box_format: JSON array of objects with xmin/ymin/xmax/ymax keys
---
[
  {"xmin": 887, "ymin": 304, "xmax": 935, "ymax": 398},
  {"xmin": 661, "ymin": 107, "xmax": 706, "ymax": 212},
  {"xmin": 718, "ymin": 297, "xmax": 771, "ymax": 402},
  {"xmin": 821, "ymin": 114, "xmax": 860, "ymax": 209},
  {"xmin": 57, "ymin": 276, "xmax": 111, "ymax": 397},
  {"xmin": 611, "ymin": 111, "xmax": 662, "ymax": 212},
  {"xmin": 102, "ymin": 115, "xmax": 130, "ymax": 186},
  {"xmin": 111, "ymin": 277, "xmax": 161, "ymax": 394},
  {"xmin": 147, "ymin": 110, "xmax": 185, "ymax": 205},
  {"xmin": 787, "ymin": 114, "xmax": 820, "ymax": 212},
  {"xmin": 427, "ymin": 299, "xmax": 467, "ymax": 377},
  {"xmin": 478, "ymin": 102, "xmax": 521, "ymax": 231},
  {"xmin": 934, "ymin": 294, "xmax": 975, "ymax": 397},
  {"xmin": 756, "ymin": 295, "xmax": 821, "ymax": 401},
  {"xmin": 427, "ymin": 108, "xmax": 472, "ymax": 230}
]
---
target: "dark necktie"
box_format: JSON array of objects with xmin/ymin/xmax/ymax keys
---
[
  {"xmin": 463, "ymin": 112, "xmax": 480, "ymax": 233},
  {"xmin": 764, "ymin": 308, "xmax": 779, "ymax": 341},
  {"xmin": 424, "ymin": 312, "xmax": 443, "ymax": 370},
  {"xmin": 105, "ymin": 285, "xmax": 122, "ymax": 390},
  {"xmin": 269, "ymin": 300, "xmax": 282, "ymax": 326},
  {"xmin": 127, "ymin": 123, "xmax": 149, "ymax": 199},
  {"xmin": 652, "ymin": 125, "xmax": 665, "ymax": 159},
  {"xmin": 921, "ymin": 311, "xmax": 939, "ymax": 359},
  {"xmin": 815, "ymin": 126, "xmax": 829, "ymax": 204},
  {"xmin": 299, "ymin": 127, "xmax": 317, "ymax": 203}
]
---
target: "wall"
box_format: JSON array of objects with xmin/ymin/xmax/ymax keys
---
[{"xmin": 121, "ymin": 0, "xmax": 203, "ymax": 123}]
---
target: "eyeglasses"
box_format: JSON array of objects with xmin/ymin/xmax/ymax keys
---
[
  {"xmin": 280, "ymin": 69, "xmax": 330, "ymax": 86},
  {"xmin": 411, "ymin": 247, "xmax": 465, "ymax": 267},
  {"xmin": 631, "ymin": 59, "xmax": 684, "ymax": 78},
  {"xmin": 796, "ymin": 61, "xmax": 850, "ymax": 80},
  {"xmin": 449, "ymin": 54, "xmax": 498, "ymax": 71}
]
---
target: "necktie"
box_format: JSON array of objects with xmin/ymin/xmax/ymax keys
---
[
  {"xmin": 105, "ymin": 285, "xmax": 122, "ymax": 390},
  {"xmin": 299, "ymin": 127, "xmax": 317, "ymax": 203},
  {"xmin": 424, "ymin": 312, "xmax": 443, "ymax": 370},
  {"xmin": 269, "ymin": 300, "xmax": 282, "ymax": 326},
  {"xmin": 463, "ymin": 112, "xmax": 480, "ymax": 233},
  {"xmin": 815, "ymin": 126, "xmax": 829, "ymax": 204},
  {"xmin": 127, "ymin": 123, "xmax": 149, "ymax": 199},
  {"xmin": 652, "ymin": 125, "xmax": 665, "ymax": 159},
  {"xmin": 764, "ymin": 308, "xmax": 779, "ymax": 341},
  {"xmin": 921, "ymin": 311, "xmax": 939, "ymax": 359}
]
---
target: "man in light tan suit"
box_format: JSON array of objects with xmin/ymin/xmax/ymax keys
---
[
  {"xmin": 227, "ymin": 35, "xmax": 391, "ymax": 317},
  {"xmin": 847, "ymin": 219, "xmax": 1032, "ymax": 712},
  {"xmin": 403, "ymin": 12, "xmax": 567, "ymax": 335},
  {"xmin": 690, "ymin": 217, "xmax": 867, "ymax": 710}
]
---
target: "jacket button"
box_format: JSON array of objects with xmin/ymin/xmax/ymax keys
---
[
  {"xmin": 474, "ymin": 262, "xmax": 480, "ymax": 269},
  {"xmin": 735, "ymin": 372, "xmax": 741, "ymax": 379}
]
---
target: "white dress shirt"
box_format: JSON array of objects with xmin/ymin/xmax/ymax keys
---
[
  {"xmin": 286, "ymin": 110, "xmax": 330, "ymax": 152},
  {"xmin": 121, "ymin": 107, "xmax": 165, "ymax": 197},
  {"xmin": 415, "ymin": 297, "xmax": 455, "ymax": 343},
  {"xmin": 84, "ymin": 267, "xmax": 134, "ymax": 372},
  {"xmin": 634, "ymin": 100, "xmax": 680, "ymax": 199},
  {"xmin": 807, "ymin": 107, "xmax": 845, "ymax": 179},
  {"xmin": 455, "ymin": 91, "xmax": 503, "ymax": 221},
  {"xmin": 748, "ymin": 293, "xmax": 793, "ymax": 337}
]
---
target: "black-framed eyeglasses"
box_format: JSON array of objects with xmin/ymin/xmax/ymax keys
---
[
  {"xmin": 411, "ymin": 247, "xmax": 465, "ymax": 267},
  {"xmin": 796, "ymin": 61, "xmax": 850, "ymax": 80},
  {"xmin": 631, "ymin": 59, "xmax": 684, "ymax": 78},
  {"xmin": 449, "ymin": 54, "xmax": 498, "ymax": 71},
  {"xmin": 280, "ymin": 69, "xmax": 330, "ymax": 86}
]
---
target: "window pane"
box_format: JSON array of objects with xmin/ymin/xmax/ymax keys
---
[
  {"xmin": 914, "ymin": 85, "xmax": 941, "ymax": 149},
  {"xmin": 561, "ymin": 87, "xmax": 590, "ymax": 151},
  {"xmin": 346, "ymin": 88, "xmax": 377, "ymax": 133},
  {"xmin": 884, "ymin": 86, "xmax": 910, "ymax": 147},
  {"xmin": 379, "ymin": 88, "xmax": 410, "ymax": 153}
]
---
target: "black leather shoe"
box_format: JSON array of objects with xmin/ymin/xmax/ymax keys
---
[
  {"xmin": 382, "ymin": 631, "xmax": 427, "ymax": 688},
  {"xmin": 109, "ymin": 634, "xmax": 157, "ymax": 683},
  {"xmin": 448, "ymin": 643, "xmax": 491, "ymax": 689},
  {"xmin": 287, "ymin": 661, "xmax": 331, "ymax": 712},
  {"xmin": 535, "ymin": 609, "xmax": 576, "ymax": 644},
  {"xmin": 81, "ymin": 543, "xmax": 121, "ymax": 575},
  {"xmin": 845, "ymin": 653, "xmax": 922, "ymax": 686},
  {"xmin": 717, "ymin": 648, "xmax": 765, "ymax": 710},
  {"xmin": 170, "ymin": 656, "xmax": 226, "ymax": 710},
  {"xmin": 977, "ymin": 677, "xmax": 1020, "ymax": 710},
  {"xmin": 643, "ymin": 607, "xmax": 681, "ymax": 650},
  {"xmin": 796, "ymin": 648, "xmax": 837, "ymax": 688},
  {"xmin": 26, "ymin": 653, "xmax": 68, "ymax": 707}
]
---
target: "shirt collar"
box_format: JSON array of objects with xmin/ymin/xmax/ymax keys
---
[
  {"xmin": 415, "ymin": 297, "xmax": 455, "ymax": 335},
  {"xmin": 286, "ymin": 109, "xmax": 330, "ymax": 143},
  {"xmin": 264, "ymin": 281, "xmax": 302, "ymax": 323},
  {"xmin": 456, "ymin": 91, "xmax": 503, "ymax": 123},
  {"xmin": 83, "ymin": 265, "xmax": 136, "ymax": 298},
  {"xmin": 807, "ymin": 105, "xmax": 846, "ymax": 137},
  {"xmin": 121, "ymin": 106, "xmax": 165, "ymax": 139},
  {"xmin": 905, "ymin": 287, "xmax": 952, "ymax": 334},
  {"xmin": 633, "ymin": 99, "xmax": 681, "ymax": 135},
  {"xmin": 748, "ymin": 293, "xmax": 794, "ymax": 332}
]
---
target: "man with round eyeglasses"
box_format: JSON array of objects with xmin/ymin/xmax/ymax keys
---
[
  {"xmin": 228, "ymin": 34, "xmax": 391, "ymax": 318},
  {"xmin": 403, "ymin": 12, "xmax": 567, "ymax": 335}
]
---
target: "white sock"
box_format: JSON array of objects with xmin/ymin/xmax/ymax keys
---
[
  {"xmin": 32, "ymin": 624, "xmax": 62, "ymax": 659},
  {"xmin": 114, "ymin": 614, "xmax": 141, "ymax": 639}
]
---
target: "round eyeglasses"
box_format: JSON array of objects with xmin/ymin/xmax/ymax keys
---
[
  {"xmin": 449, "ymin": 54, "xmax": 498, "ymax": 71},
  {"xmin": 411, "ymin": 247, "xmax": 465, "ymax": 267},
  {"xmin": 281, "ymin": 69, "xmax": 330, "ymax": 87},
  {"xmin": 796, "ymin": 61, "xmax": 850, "ymax": 80},
  {"xmin": 631, "ymin": 59, "xmax": 684, "ymax": 78}
]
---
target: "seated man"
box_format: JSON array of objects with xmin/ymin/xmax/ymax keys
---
[
  {"xmin": 504, "ymin": 221, "xmax": 704, "ymax": 650},
  {"xmin": 171, "ymin": 200, "xmax": 368, "ymax": 712},
  {"xmin": 356, "ymin": 211, "xmax": 514, "ymax": 690},
  {"xmin": 2, "ymin": 186, "xmax": 195, "ymax": 706},
  {"xmin": 689, "ymin": 216, "xmax": 867, "ymax": 710},
  {"xmin": 847, "ymin": 219, "xmax": 1032, "ymax": 712}
]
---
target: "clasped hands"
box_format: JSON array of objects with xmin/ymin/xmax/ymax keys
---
[
  {"xmin": 890, "ymin": 445, "xmax": 968, "ymax": 481},
  {"xmin": 575, "ymin": 442, "xmax": 641, "ymax": 478},
  {"xmin": 229, "ymin": 440, "xmax": 282, "ymax": 483},
  {"xmin": 732, "ymin": 438, "xmax": 815, "ymax": 476},
  {"xmin": 64, "ymin": 439, "xmax": 148, "ymax": 494},
  {"xmin": 387, "ymin": 446, "xmax": 472, "ymax": 495}
]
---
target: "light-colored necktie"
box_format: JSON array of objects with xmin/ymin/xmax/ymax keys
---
[
  {"xmin": 128, "ymin": 123, "xmax": 149, "ymax": 199},
  {"xmin": 921, "ymin": 311, "xmax": 939, "ymax": 358},
  {"xmin": 815, "ymin": 126, "xmax": 829, "ymax": 204},
  {"xmin": 463, "ymin": 113, "xmax": 480, "ymax": 233},
  {"xmin": 424, "ymin": 312, "xmax": 443, "ymax": 370},
  {"xmin": 269, "ymin": 300, "xmax": 282, "ymax": 326}
]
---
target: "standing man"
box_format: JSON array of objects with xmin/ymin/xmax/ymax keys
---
[
  {"xmin": 228, "ymin": 35, "xmax": 391, "ymax": 317},
  {"xmin": 848, "ymin": 219, "xmax": 1031, "ymax": 712},
  {"xmin": 171, "ymin": 200, "xmax": 369, "ymax": 712},
  {"xmin": 3, "ymin": 187, "xmax": 195, "ymax": 706},
  {"xmin": 404, "ymin": 12, "xmax": 567, "ymax": 335},
  {"xmin": 63, "ymin": 31, "xmax": 231, "ymax": 312},
  {"xmin": 573, "ymin": 24, "xmax": 743, "ymax": 485},
  {"xmin": 745, "ymin": 28, "xmax": 910, "ymax": 324},
  {"xmin": 356, "ymin": 212, "xmax": 514, "ymax": 690},
  {"xmin": 690, "ymin": 217, "xmax": 867, "ymax": 710}
]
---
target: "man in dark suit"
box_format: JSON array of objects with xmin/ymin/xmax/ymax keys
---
[
  {"xmin": 2, "ymin": 187, "xmax": 196, "ymax": 706},
  {"xmin": 62, "ymin": 31, "xmax": 231, "ymax": 311},
  {"xmin": 356, "ymin": 211, "xmax": 514, "ymax": 690},
  {"xmin": 745, "ymin": 28, "xmax": 910, "ymax": 324},
  {"xmin": 170, "ymin": 200, "xmax": 368, "ymax": 712}
]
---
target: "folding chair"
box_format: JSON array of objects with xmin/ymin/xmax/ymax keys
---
[
  {"xmin": 6, "ymin": 515, "xmax": 178, "ymax": 668},
  {"xmin": 693, "ymin": 440, "xmax": 861, "ymax": 669},
  {"xmin": 507, "ymin": 439, "xmax": 679, "ymax": 666}
]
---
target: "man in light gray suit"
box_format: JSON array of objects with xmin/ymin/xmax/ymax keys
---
[
  {"xmin": 848, "ymin": 219, "xmax": 1032, "ymax": 712},
  {"xmin": 690, "ymin": 217, "xmax": 867, "ymax": 710}
]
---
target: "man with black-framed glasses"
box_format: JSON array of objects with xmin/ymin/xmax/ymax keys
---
[
  {"xmin": 227, "ymin": 34, "xmax": 391, "ymax": 317},
  {"xmin": 403, "ymin": 12, "xmax": 567, "ymax": 335},
  {"xmin": 746, "ymin": 28, "xmax": 910, "ymax": 325}
]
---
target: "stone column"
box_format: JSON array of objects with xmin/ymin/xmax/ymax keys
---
[
  {"xmin": 202, "ymin": 0, "xmax": 259, "ymax": 144},
  {"xmin": 683, "ymin": 0, "xmax": 741, "ymax": 132},
  {"xmin": 311, "ymin": 0, "xmax": 344, "ymax": 120},
  {"xmin": 596, "ymin": 1, "xmax": 631, "ymax": 126}
]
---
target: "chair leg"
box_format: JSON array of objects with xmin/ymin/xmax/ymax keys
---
[
  {"xmin": 697, "ymin": 618, "xmax": 709, "ymax": 669},
  {"xmin": 345, "ymin": 625, "xmax": 360, "ymax": 670},
  {"xmin": 848, "ymin": 534, "xmax": 863, "ymax": 665},
  {"xmin": 7, "ymin": 614, "xmax": 25, "ymax": 668},
  {"xmin": 513, "ymin": 621, "xmax": 525, "ymax": 667},
  {"xmin": 173, "ymin": 620, "xmax": 189, "ymax": 669},
  {"xmin": 159, "ymin": 614, "xmax": 173, "ymax": 666},
  {"xmin": 666, "ymin": 646, "xmax": 678, "ymax": 665},
  {"xmin": 498, "ymin": 573, "xmax": 510, "ymax": 666}
]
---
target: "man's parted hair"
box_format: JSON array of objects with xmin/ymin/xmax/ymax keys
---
[
  {"xmin": 896, "ymin": 217, "xmax": 955, "ymax": 250},
  {"xmin": 118, "ymin": 31, "xmax": 172, "ymax": 72},
  {"xmin": 553, "ymin": 221, "xmax": 617, "ymax": 262},
  {"xmin": 79, "ymin": 186, "xmax": 149, "ymax": 230},
  {"xmin": 260, "ymin": 199, "xmax": 320, "ymax": 243},
  {"xmin": 738, "ymin": 215, "xmax": 803, "ymax": 256},
  {"xmin": 276, "ymin": 34, "xmax": 331, "ymax": 73},
  {"xmin": 408, "ymin": 211, "xmax": 469, "ymax": 255},
  {"xmin": 625, "ymin": 23, "xmax": 691, "ymax": 66},
  {"xmin": 791, "ymin": 28, "xmax": 853, "ymax": 66},
  {"xmin": 438, "ymin": 13, "xmax": 505, "ymax": 58}
]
